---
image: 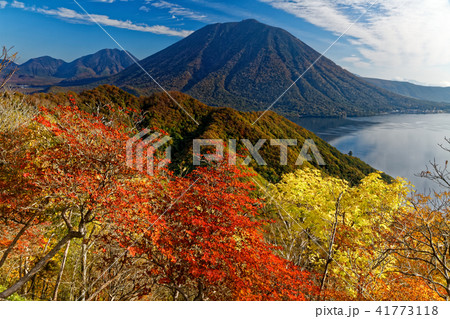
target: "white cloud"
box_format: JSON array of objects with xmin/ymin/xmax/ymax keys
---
[
  {"xmin": 341, "ymin": 56, "xmax": 370, "ymax": 68},
  {"xmin": 259, "ymin": 0, "xmax": 450, "ymax": 85},
  {"xmin": 147, "ymin": 0, "xmax": 207, "ymax": 21},
  {"xmin": 438, "ymin": 81, "xmax": 450, "ymax": 87},
  {"xmin": 38, "ymin": 7, "xmax": 193, "ymax": 37},
  {"xmin": 10, "ymin": 4, "xmax": 192, "ymax": 37},
  {"xmin": 11, "ymin": 0, "xmax": 24, "ymax": 8},
  {"xmin": 139, "ymin": 5, "xmax": 150, "ymax": 12},
  {"xmin": 0, "ymin": 1, "xmax": 7, "ymax": 9}
]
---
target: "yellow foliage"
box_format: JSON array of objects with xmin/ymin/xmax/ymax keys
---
[{"xmin": 268, "ymin": 167, "xmax": 412, "ymax": 300}]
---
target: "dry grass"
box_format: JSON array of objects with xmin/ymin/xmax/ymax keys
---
[{"xmin": 0, "ymin": 91, "xmax": 38, "ymax": 134}]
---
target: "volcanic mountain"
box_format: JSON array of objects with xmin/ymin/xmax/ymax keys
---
[{"xmin": 109, "ymin": 19, "xmax": 444, "ymax": 117}]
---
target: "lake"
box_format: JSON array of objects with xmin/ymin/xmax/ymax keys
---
[{"xmin": 291, "ymin": 114, "xmax": 450, "ymax": 192}]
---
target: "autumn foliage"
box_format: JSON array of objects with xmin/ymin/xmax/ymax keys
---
[
  {"xmin": 1, "ymin": 92, "xmax": 450, "ymax": 301},
  {"xmin": 0, "ymin": 97, "xmax": 314, "ymax": 300}
]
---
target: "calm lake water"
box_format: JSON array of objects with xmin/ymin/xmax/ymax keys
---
[{"xmin": 291, "ymin": 114, "xmax": 450, "ymax": 191}]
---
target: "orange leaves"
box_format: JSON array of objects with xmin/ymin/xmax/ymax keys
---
[
  {"xmin": 363, "ymin": 274, "xmax": 442, "ymax": 301},
  {"xmin": 0, "ymin": 100, "xmax": 157, "ymax": 295},
  {"xmin": 35, "ymin": 115, "xmax": 52, "ymax": 128},
  {"xmin": 185, "ymin": 230, "xmax": 194, "ymax": 237},
  {"xmin": 127, "ymin": 246, "xmax": 144, "ymax": 257},
  {"xmin": 1, "ymin": 98, "xmax": 318, "ymax": 300},
  {"xmin": 106, "ymin": 156, "xmax": 316, "ymax": 300}
]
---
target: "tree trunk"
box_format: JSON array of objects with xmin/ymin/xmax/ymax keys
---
[
  {"xmin": 0, "ymin": 232, "xmax": 81, "ymax": 299},
  {"xmin": 194, "ymin": 281, "xmax": 204, "ymax": 301},
  {"xmin": 0, "ymin": 211, "xmax": 38, "ymax": 269},
  {"xmin": 80, "ymin": 237, "xmax": 88, "ymax": 301},
  {"xmin": 52, "ymin": 240, "xmax": 71, "ymax": 301},
  {"xmin": 319, "ymin": 193, "xmax": 342, "ymax": 297},
  {"xmin": 30, "ymin": 274, "xmax": 37, "ymax": 300}
]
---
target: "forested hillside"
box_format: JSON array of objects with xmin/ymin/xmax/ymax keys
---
[
  {"xmin": 1, "ymin": 85, "xmax": 450, "ymax": 301},
  {"xmin": 33, "ymin": 85, "xmax": 386, "ymax": 184}
]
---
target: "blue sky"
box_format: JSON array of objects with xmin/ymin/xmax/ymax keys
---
[{"xmin": 1, "ymin": 0, "xmax": 450, "ymax": 86}]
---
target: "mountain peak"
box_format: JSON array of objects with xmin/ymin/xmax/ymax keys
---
[
  {"xmin": 91, "ymin": 21, "xmax": 448, "ymax": 116},
  {"xmin": 17, "ymin": 56, "xmax": 66, "ymax": 78},
  {"xmin": 55, "ymin": 49, "xmax": 136, "ymax": 80},
  {"xmin": 24, "ymin": 56, "xmax": 66, "ymax": 63},
  {"xmin": 240, "ymin": 18, "xmax": 262, "ymax": 24}
]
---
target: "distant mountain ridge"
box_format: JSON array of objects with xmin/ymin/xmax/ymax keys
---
[
  {"xmin": 363, "ymin": 77, "xmax": 450, "ymax": 104},
  {"xmin": 56, "ymin": 49, "xmax": 137, "ymax": 80},
  {"xmin": 18, "ymin": 56, "xmax": 65, "ymax": 78},
  {"xmin": 106, "ymin": 19, "xmax": 446, "ymax": 117},
  {"xmin": 8, "ymin": 49, "xmax": 136, "ymax": 89}
]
